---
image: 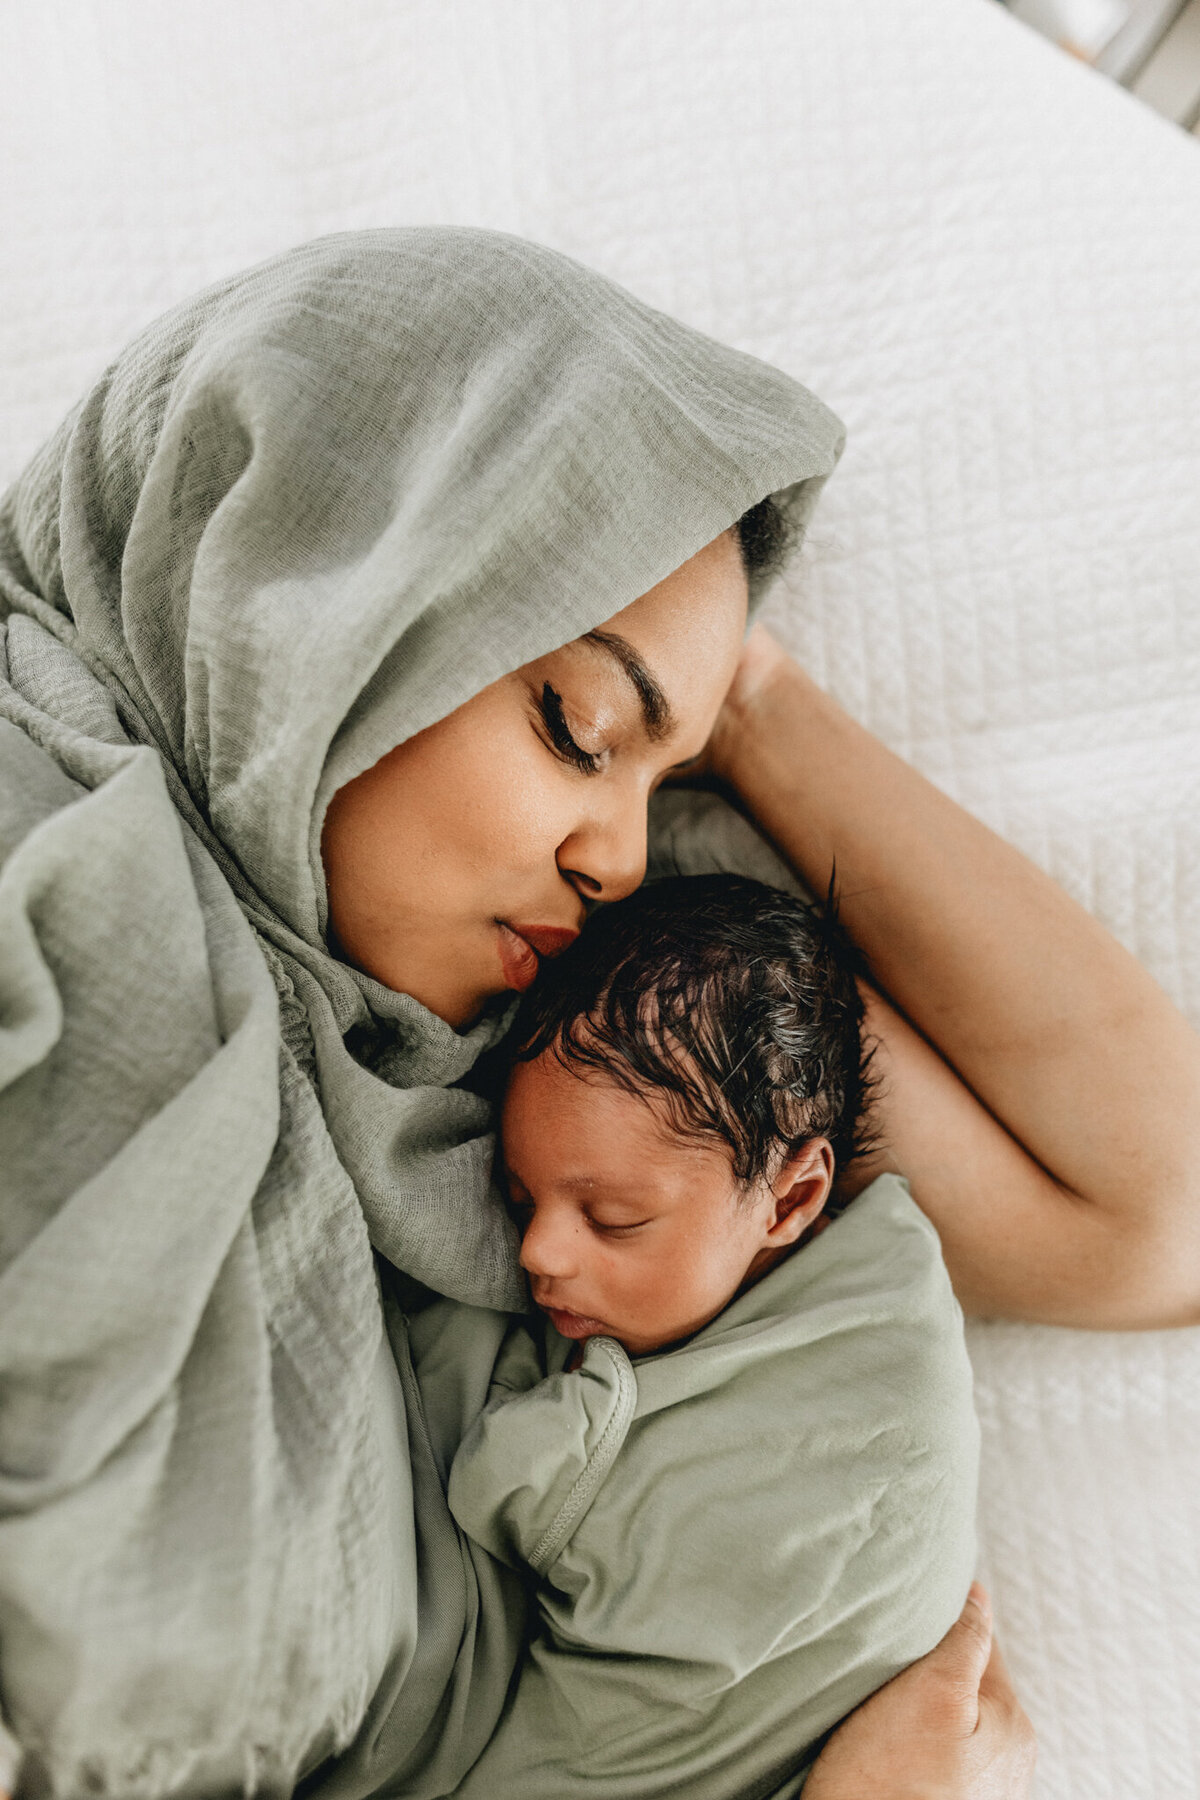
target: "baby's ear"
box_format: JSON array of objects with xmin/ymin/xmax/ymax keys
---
[{"xmin": 768, "ymin": 1138, "xmax": 835, "ymax": 1244}]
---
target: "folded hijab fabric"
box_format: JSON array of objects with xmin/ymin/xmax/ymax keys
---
[{"xmin": 0, "ymin": 229, "xmax": 844, "ymax": 1798}]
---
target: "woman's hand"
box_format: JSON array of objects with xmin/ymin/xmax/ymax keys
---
[
  {"xmin": 804, "ymin": 1585, "xmax": 1036, "ymax": 1800},
  {"xmin": 708, "ymin": 622, "xmax": 793, "ymax": 777},
  {"xmin": 0, "ymin": 1708, "xmax": 17, "ymax": 1800},
  {"xmin": 664, "ymin": 622, "xmax": 790, "ymax": 787}
]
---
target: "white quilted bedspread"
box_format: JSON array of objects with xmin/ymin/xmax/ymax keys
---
[{"xmin": 2, "ymin": 1, "xmax": 1199, "ymax": 1793}]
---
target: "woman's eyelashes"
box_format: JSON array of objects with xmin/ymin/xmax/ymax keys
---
[{"xmin": 538, "ymin": 682, "xmax": 602, "ymax": 775}]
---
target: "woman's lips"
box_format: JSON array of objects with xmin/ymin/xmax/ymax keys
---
[
  {"xmin": 496, "ymin": 922, "xmax": 540, "ymax": 992},
  {"xmin": 495, "ymin": 921, "xmax": 580, "ymax": 993},
  {"xmin": 541, "ymin": 1304, "xmax": 610, "ymax": 1341},
  {"xmin": 510, "ymin": 924, "xmax": 580, "ymax": 958}
]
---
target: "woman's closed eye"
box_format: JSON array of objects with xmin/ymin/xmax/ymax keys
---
[{"xmin": 538, "ymin": 682, "xmax": 602, "ymax": 775}]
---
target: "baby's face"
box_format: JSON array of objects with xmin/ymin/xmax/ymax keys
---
[{"xmin": 501, "ymin": 1049, "xmax": 797, "ymax": 1356}]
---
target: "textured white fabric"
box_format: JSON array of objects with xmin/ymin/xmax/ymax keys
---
[{"xmin": 1, "ymin": 2, "xmax": 1198, "ymax": 1795}]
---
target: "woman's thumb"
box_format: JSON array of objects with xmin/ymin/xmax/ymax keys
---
[
  {"xmin": 0, "ymin": 1708, "xmax": 21, "ymax": 1798},
  {"xmin": 934, "ymin": 1581, "xmax": 995, "ymax": 1690}
]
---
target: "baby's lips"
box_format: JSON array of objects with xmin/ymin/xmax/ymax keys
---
[{"xmin": 542, "ymin": 1303, "xmax": 609, "ymax": 1341}]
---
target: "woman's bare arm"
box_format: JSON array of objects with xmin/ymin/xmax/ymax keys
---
[{"xmin": 710, "ymin": 626, "xmax": 1200, "ymax": 1327}]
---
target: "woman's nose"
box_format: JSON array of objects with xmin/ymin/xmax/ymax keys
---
[
  {"xmin": 558, "ymin": 789, "xmax": 648, "ymax": 904},
  {"xmin": 518, "ymin": 1208, "xmax": 580, "ymax": 1281}
]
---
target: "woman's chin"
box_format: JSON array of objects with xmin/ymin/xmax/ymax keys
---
[
  {"xmin": 333, "ymin": 944, "xmax": 497, "ymax": 1031},
  {"xmin": 411, "ymin": 981, "xmax": 497, "ymax": 1033},
  {"xmin": 420, "ymin": 967, "xmax": 521, "ymax": 1033},
  {"xmin": 327, "ymin": 916, "xmax": 519, "ymax": 1031}
]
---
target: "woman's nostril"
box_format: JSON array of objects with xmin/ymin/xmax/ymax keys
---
[
  {"xmin": 559, "ymin": 799, "xmax": 650, "ymax": 905},
  {"xmin": 564, "ymin": 867, "xmax": 603, "ymax": 899},
  {"xmin": 562, "ymin": 850, "xmax": 647, "ymax": 906}
]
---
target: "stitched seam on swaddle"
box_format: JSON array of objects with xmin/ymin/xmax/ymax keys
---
[{"xmin": 528, "ymin": 1338, "xmax": 636, "ymax": 1575}]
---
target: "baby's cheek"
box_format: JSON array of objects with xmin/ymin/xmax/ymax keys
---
[
  {"xmin": 612, "ymin": 1249, "xmax": 675, "ymax": 1321},
  {"xmin": 652, "ymin": 1249, "xmax": 715, "ymax": 1318}
]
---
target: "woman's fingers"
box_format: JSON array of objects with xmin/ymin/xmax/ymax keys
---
[
  {"xmin": 706, "ymin": 622, "xmax": 789, "ymax": 775},
  {"xmin": 0, "ymin": 1707, "xmax": 19, "ymax": 1798},
  {"xmin": 667, "ymin": 623, "xmax": 791, "ymax": 787},
  {"xmin": 803, "ymin": 1584, "xmax": 1037, "ymax": 1800},
  {"xmin": 977, "ymin": 1630, "xmax": 1038, "ymax": 1781},
  {"xmin": 0, "ymin": 1721, "xmax": 17, "ymax": 1800},
  {"xmin": 935, "ymin": 1582, "xmax": 995, "ymax": 1715},
  {"xmin": 978, "ymin": 1624, "xmax": 1018, "ymax": 1708}
]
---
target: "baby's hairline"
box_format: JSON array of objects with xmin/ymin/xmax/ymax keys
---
[
  {"xmin": 503, "ymin": 1033, "xmax": 834, "ymax": 1208},
  {"xmin": 502, "ymin": 870, "xmax": 877, "ymax": 1193}
]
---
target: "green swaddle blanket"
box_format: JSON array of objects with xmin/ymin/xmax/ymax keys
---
[
  {"xmin": 0, "ymin": 230, "xmax": 844, "ymax": 1798},
  {"xmin": 443, "ymin": 1177, "xmax": 979, "ymax": 1800}
]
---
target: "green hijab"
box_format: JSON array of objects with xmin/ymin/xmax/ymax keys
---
[{"xmin": 0, "ymin": 229, "xmax": 843, "ymax": 1797}]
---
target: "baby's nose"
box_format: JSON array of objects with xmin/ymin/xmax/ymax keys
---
[{"xmin": 518, "ymin": 1209, "xmax": 579, "ymax": 1281}]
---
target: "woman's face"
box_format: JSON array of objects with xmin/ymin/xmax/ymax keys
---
[{"xmin": 321, "ymin": 530, "xmax": 749, "ymax": 1026}]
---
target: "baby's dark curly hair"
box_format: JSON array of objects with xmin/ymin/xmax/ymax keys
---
[{"xmin": 507, "ymin": 873, "xmax": 879, "ymax": 1204}]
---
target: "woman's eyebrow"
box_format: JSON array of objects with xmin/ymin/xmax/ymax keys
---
[{"xmin": 582, "ymin": 629, "xmax": 674, "ymax": 742}]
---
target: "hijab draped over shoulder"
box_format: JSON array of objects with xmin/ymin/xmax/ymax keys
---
[{"xmin": 0, "ymin": 229, "xmax": 843, "ymax": 1798}]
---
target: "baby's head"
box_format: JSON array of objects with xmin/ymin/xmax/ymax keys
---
[{"xmin": 501, "ymin": 874, "xmax": 876, "ymax": 1356}]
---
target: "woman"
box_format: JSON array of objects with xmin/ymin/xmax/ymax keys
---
[{"xmin": 0, "ymin": 227, "xmax": 1194, "ymax": 1798}]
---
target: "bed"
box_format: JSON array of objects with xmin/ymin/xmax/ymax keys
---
[{"xmin": 2, "ymin": 2, "xmax": 1198, "ymax": 1793}]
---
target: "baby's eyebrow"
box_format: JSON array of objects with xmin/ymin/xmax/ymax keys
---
[
  {"xmin": 582, "ymin": 629, "xmax": 674, "ymax": 743},
  {"xmin": 558, "ymin": 1177, "xmax": 653, "ymax": 1210}
]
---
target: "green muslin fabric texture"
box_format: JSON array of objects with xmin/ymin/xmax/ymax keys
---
[
  {"xmin": 444, "ymin": 1176, "xmax": 980, "ymax": 1800},
  {"xmin": 0, "ymin": 229, "xmax": 845, "ymax": 1799}
]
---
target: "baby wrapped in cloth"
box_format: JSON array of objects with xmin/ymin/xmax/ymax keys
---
[{"xmin": 434, "ymin": 876, "xmax": 980, "ymax": 1798}]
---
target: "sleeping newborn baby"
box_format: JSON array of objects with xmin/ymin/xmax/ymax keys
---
[{"xmin": 440, "ymin": 874, "xmax": 979, "ymax": 1800}]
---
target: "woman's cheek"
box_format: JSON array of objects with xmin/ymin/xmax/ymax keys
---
[{"xmin": 474, "ymin": 739, "xmax": 576, "ymax": 872}]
